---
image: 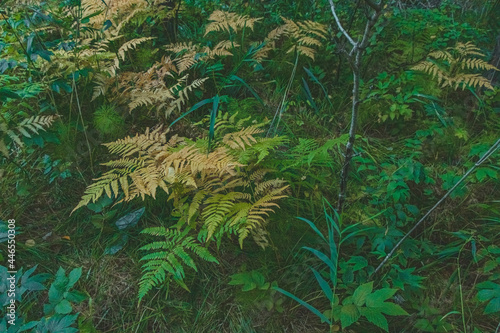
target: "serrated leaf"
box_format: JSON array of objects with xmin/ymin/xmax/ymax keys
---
[
  {"xmin": 340, "ymin": 304, "xmax": 360, "ymax": 328},
  {"xmin": 366, "ymin": 288, "xmax": 398, "ymax": 307},
  {"xmin": 353, "ymin": 282, "xmax": 374, "ymax": 306},
  {"xmin": 360, "ymin": 307, "xmax": 388, "ymax": 332}
]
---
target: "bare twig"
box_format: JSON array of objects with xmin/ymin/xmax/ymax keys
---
[
  {"xmin": 374, "ymin": 138, "xmax": 500, "ymax": 274},
  {"xmin": 328, "ymin": 0, "xmax": 356, "ymax": 47}
]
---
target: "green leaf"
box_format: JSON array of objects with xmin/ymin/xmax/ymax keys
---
[
  {"xmin": 273, "ymin": 286, "xmax": 331, "ymax": 324},
  {"xmin": 67, "ymin": 267, "xmax": 82, "ymax": 288},
  {"xmin": 366, "ymin": 288, "xmax": 398, "ymax": 307},
  {"xmin": 352, "ymin": 282, "xmax": 374, "ymax": 306},
  {"xmin": 169, "ymin": 97, "xmax": 214, "ymax": 128},
  {"xmin": 340, "ymin": 304, "xmax": 361, "ymax": 328},
  {"xmin": 360, "ymin": 307, "xmax": 389, "ymax": 332},
  {"xmin": 55, "ymin": 299, "xmax": 73, "ymax": 314},
  {"xmin": 304, "ymin": 67, "xmax": 331, "ymax": 105},
  {"xmin": 297, "ymin": 217, "xmax": 326, "ymax": 242},
  {"xmin": 475, "ymin": 167, "xmax": 497, "ymax": 182},
  {"xmin": 65, "ymin": 290, "xmax": 87, "ymax": 303},
  {"xmin": 115, "ymin": 207, "xmax": 145, "ymax": 230},
  {"xmin": 230, "ymin": 75, "xmax": 264, "ymax": 105},
  {"xmin": 208, "ymin": 94, "xmax": 220, "ymax": 152},
  {"xmin": 484, "ymin": 297, "xmax": 500, "ymax": 314},
  {"xmin": 310, "ymin": 267, "xmax": 333, "ymax": 302},
  {"xmin": 377, "ymin": 302, "xmax": 408, "ymax": 316},
  {"xmin": 48, "ymin": 284, "xmax": 64, "ymax": 304},
  {"xmin": 302, "ymin": 246, "xmax": 336, "ymax": 273}
]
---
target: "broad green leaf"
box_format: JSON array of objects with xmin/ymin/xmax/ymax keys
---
[
  {"xmin": 377, "ymin": 302, "xmax": 408, "ymax": 316},
  {"xmin": 484, "ymin": 297, "xmax": 500, "ymax": 314},
  {"xmin": 360, "ymin": 307, "xmax": 388, "ymax": 332},
  {"xmin": 65, "ymin": 290, "xmax": 87, "ymax": 303},
  {"xmin": 352, "ymin": 282, "xmax": 373, "ymax": 306},
  {"xmin": 67, "ymin": 267, "xmax": 82, "ymax": 288},
  {"xmin": 366, "ymin": 288, "xmax": 398, "ymax": 307},
  {"xmin": 340, "ymin": 304, "xmax": 361, "ymax": 328},
  {"xmin": 115, "ymin": 207, "xmax": 145, "ymax": 230},
  {"xmin": 55, "ymin": 299, "xmax": 73, "ymax": 314}
]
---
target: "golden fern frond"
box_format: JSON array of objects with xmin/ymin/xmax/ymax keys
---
[
  {"xmin": 166, "ymin": 77, "xmax": 209, "ymax": 116},
  {"xmin": 254, "ymin": 17, "xmax": 326, "ymax": 61},
  {"xmin": 297, "ymin": 36, "xmax": 323, "ymax": 47},
  {"xmin": 254, "ymin": 178, "xmax": 287, "ymax": 196},
  {"xmin": 207, "ymin": 40, "xmax": 234, "ymax": 57},
  {"xmin": 454, "ymin": 74, "xmax": 494, "ymax": 90},
  {"xmin": 129, "ymin": 89, "xmax": 175, "ymax": 111},
  {"xmin": 251, "ymin": 227, "xmax": 270, "ymax": 249},
  {"xmin": 428, "ymin": 50, "xmax": 454, "ymax": 63},
  {"xmin": 17, "ymin": 115, "xmax": 59, "ymax": 137},
  {"xmin": 455, "ymin": 42, "xmax": 484, "ymax": 57},
  {"xmin": 175, "ymin": 52, "xmax": 199, "ymax": 73},
  {"xmin": 237, "ymin": 186, "xmax": 288, "ymax": 246},
  {"xmin": 293, "ymin": 45, "xmax": 316, "ymax": 60},
  {"xmin": 204, "ymin": 10, "xmax": 261, "ymax": 36},
  {"xmin": 91, "ymin": 73, "xmax": 112, "ymax": 101},
  {"xmin": 81, "ymin": 0, "xmax": 147, "ymax": 31},
  {"xmin": 118, "ymin": 37, "xmax": 155, "ymax": 63},
  {"xmin": 157, "ymin": 145, "xmax": 200, "ymax": 175},
  {"xmin": 461, "ymin": 58, "xmax": 497, "ymax": 71},
  {"xmin": 296, "ymin": 20, "xmax": 327, "ymax": 39},
  {"xmin": 189, "ymin": 147, "xmax": 242, "ymax": 175},
  {"xmin": 222, "ymin": 125, "xmax": 263, "ymax": 150},
  {"xmin": 413, "ymin": 42, "xmax": 498, "ymax": 91},
  {"xmin": 104, "ymin": 127, "xmax": 168, "ymax": 156},
  {"xmin": 249, "ymin": 168, "xmax": 271, "ymax": 182},
  {"xmin": 72, "ymin": 172, "xmax": 123, "ymax": 212},
  {"xmin": 108, "ymin": 37, "xmax": 155, "ymax": 75},
  {"xmin": 165, "ymin": 42, "xmax": 198, "ymax": 54}
]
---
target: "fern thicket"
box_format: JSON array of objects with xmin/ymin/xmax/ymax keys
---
[
  {"xmin": 73, "ymin": 117, "xmax": 288, "ymax": 299},
  {"xmin": 74, "ymin": 119, "xmax": 287, "ymax": 244},
  {"xmin": 87, "ymin": 10, "xmax": 326, "ymax": 121}
]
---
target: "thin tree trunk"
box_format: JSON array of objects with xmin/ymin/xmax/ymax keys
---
[
  {"xmin": 338, "ymin": 59, "xmax": 360, "ymax": 211},
  {"xmin": 329, "ymin": 0, "xmax": 385, "ymax": 213}
]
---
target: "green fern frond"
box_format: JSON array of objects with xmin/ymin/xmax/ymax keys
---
[{"xmin": 138, "ymin": 227, "xmax": 218, "ymax": 300}]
